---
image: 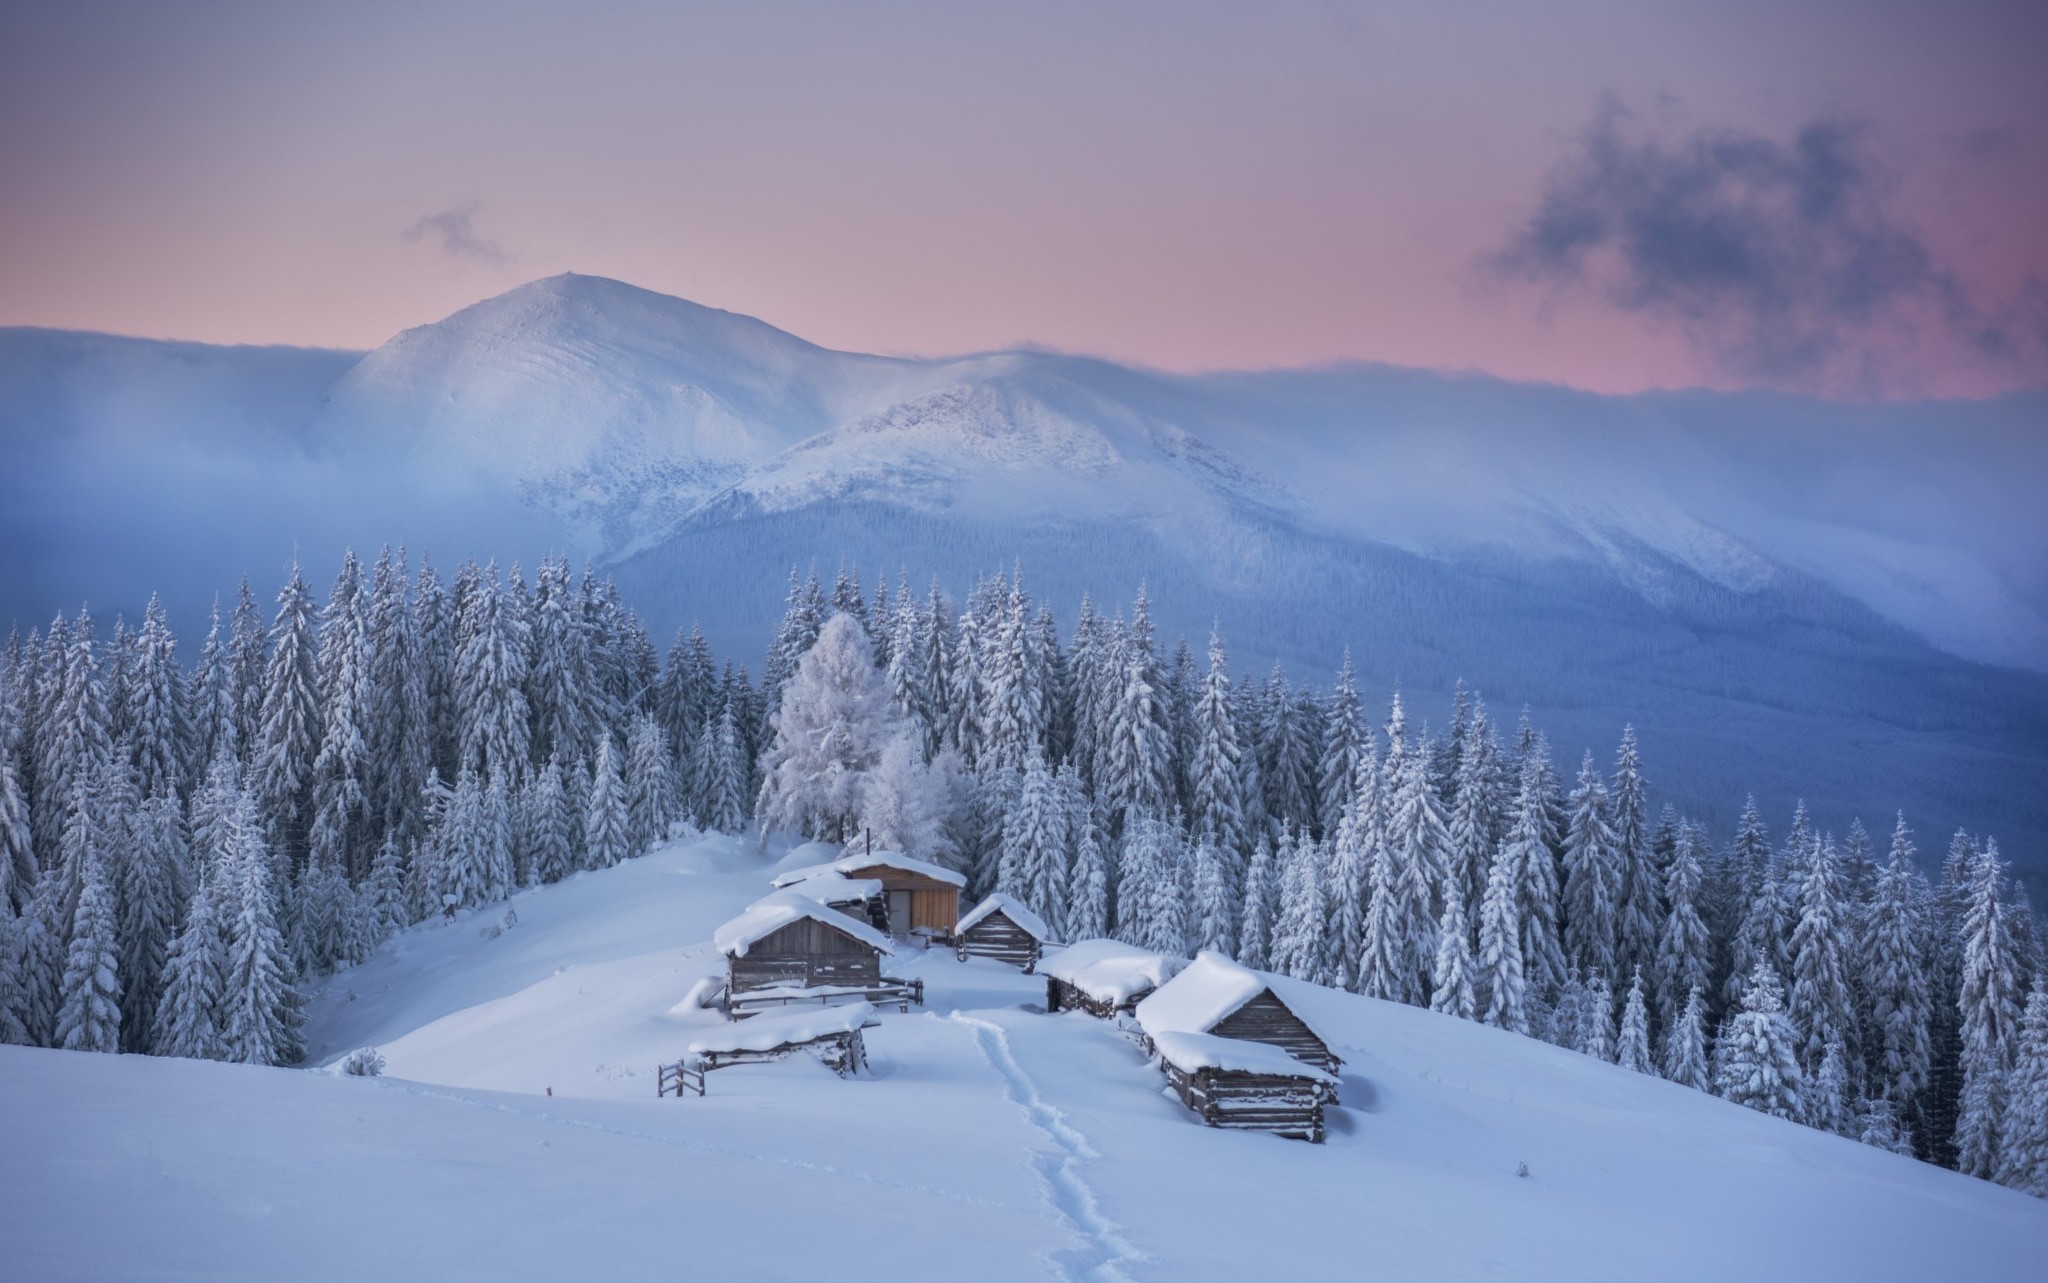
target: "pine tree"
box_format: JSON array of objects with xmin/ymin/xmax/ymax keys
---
[
  {"xmin": 152, "ymin": 864, "xmax": 227, "ymax": 1060},
  {"xmin": 1067, "ymin": 806, "xmax": 1110, "ymax": 941},
  {"xmin": 217, "ymin": 788, "xmax": 300, "ymax": 1067},
  {"xmin": 1429, "ymin": 880, "xmax": 1476, "ymax": 1020},
  {"xmin": 1788, "ymin": 832, "xmax": 1857, "ymax": 1081},
  {"xmin": 1616, "ymin": 970, "xmax": 1654, "ymax": 1073},
  {"xmin": 1994, "ymin": 988, "xmax": 2048, "ymax": 1195},
  {"xmin": 365, "ymin": 832, "xmax": 409, "ymax": 938},
  {"xmin": 1579, "ymin": 971, "xmax": 1616, "ymax": 1062},
  {"xmin": 125, "ymin": 594, "xmax": 188, "ymax": 800},
  {"xmin": 1955, "ymin": 838, "xmax": 2022, "ymax": 1179},
  {"xmin": 997, "ymin": 752, "xmax": 1066, "ymax": 928},
  {"xmin": 1237, "ymin": 833, "xmax": 1277, "ymax": 970},
  {"xmin": 525, "ymin": 758, "xmax": 575, "ymax": 884},
  {"xmin": 1810, "ymin": 1039, "xmax": 1852, "ymax": 1136},
  {"xmin": 1856, "ymin": 1095, "xmax": 1914, "ymax": 1157},
  {"xmin": 1272, "ymin": 830, "xmax": 1328, "ymax": 983},
  {"xmin": 1101, "ymin": 590, "xmax": 1174, "ymax": 830},
  {"xmin": 1324, "ymin": 754, "xmax": 1375, "ymax": 993},
  {"xmin": 1663, "ymin": 986, "xmax": 1710, "ymax": 1091},
  {"xmin": 1476, "ymin": 832, "xmax": 1527, "ymax": 1033},
  {"xmin": 309, "ymin": 551, "xmax": 373, "ymax": 879},
  {"xmin": 1610, "ymin": 726, "xmax": 1660, "ymax": 981},
  {"xmin": 55, "ymin": 846, "xmax": 122, "ymax": 1054},
  {"xmin": 253, "ymin": 564, "xmax": 322, "ymax": 865},
  {"xmin": 1258, "ymin": 666, "xmax": 1314, "ymax": 835},
  {"xmin": 455, "ymin": 564, "xmax": 532, "ymax": 782},
  {"xmin": 1563, "ymin": 751, "xmax": 1622, "ymax": 979},
  {"xmin": 583, "ymin": 739, "xmax": 631, "ymax": 871},
  {"xmin": 1188, "ymin": 629, "xmax": 1249, "ymax": 894},
  {"xmin": 1380, "ymin": 726, "xmax": 1450, "ymax": 1003},
  {"xmin": 1315, "ymin": 652, "xmax": 1365, "ymax": 842},
  {"xmin": 1445, "ymin": 700, "xmax": 1503, "ymax": 925},
  {"xmin": 624, "ymin": 714, "xmax": 677, "ymax": 856},
  {"xmin": 189, "ymin": 598, "xmax": 239, "ymax": 777},
  {"xmin": 1503, "ymin": 752, "xmax": 1566, "ymax": 999},
  {"xmin": 1716, "ymin": 963, "xmax": 1804, "ymax": 1122},
  {"xmin": 366, "ymin": 547, "xmax": 433, "ymax": 846},
  {"xmin": 1655, "ymin": 818, "xmax": 1712, "ymax": 1034},
  {"xmin": 1189, "ymin": 822, "xmax": 1235, "ymax": 956},
  {"xmin": 117, "ymin": 786, "xmax": 186, "ymax": 1050},
  {"xmin": 701, "ymin": 698, "xmax": 749, "ymax": 835}
]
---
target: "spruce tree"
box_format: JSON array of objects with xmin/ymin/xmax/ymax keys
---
[
  {"xmin": 1563, "ymin": 751, "xmax": 1622, "ymax": 979},
  {"xmin": 1655, "ymin": 818, "xmax": 1712, "ymax": 1033},
  {"xmin": 253, "ymin": 564, "xmax": 322, "ymax": 865},
  {"xmin": 125, "ymin": 594, "xmax": 188, "ymax": 801},
  {"xmin": 1994, "ymin": 988, "xmax": 2048, "ymax": 1195},
  {"xmin": 455, "ymin": 564, "xmax": 532, "ymax": 782},
  {"xmin": 1429, "ymin": 880, "xmax": 1476, "ymax": 1020},
  {"xmin": 583, "ymin": 739, "xmax": 631, "ymax": 871},
  {"xmin": 1503, "ymin": 752, "xmax": 1567, "ymax": 999},
  {"xmin": 1810, "ymin": 1040, "xmax": 1852, "ymax": 1136},
  {"xmin": 1101, "ymin": 590, "xmax": 1173, "ymax": 830},
  {"xmin": 1616, "ymin": 970, "xmax": 1654, "ymax": 1073},
  {"xmin": 1190, "ymin": 822, "xmax": 1235, "ymax": 957},
  {"xmin": 117, "ymin": 786, "xmax": 185, "ymax": 1051},
  {"xmin": 217, "ymin": 789, "xmax": 300, "ymax": 1067},
  {"xmin": 1188, "ymin": 629, "xmax": 1249, "ymax": 895},
  {"xmin": 1067, "ymin": 806, "xmax": 1110, "ymax": 942},
  {"xmin": 1663, "ymin": 986, "xmax": 1710, "ymax": 1091},
  {"xmin": 625, "ymin": 714, "xmax": 678, "ymax": 855},
  {"xmin": 152, "ymin": 862, "xmax": 227, "ymax": 1061},
  {"xmin": 1955, "ymin": 838, "xmax": 2022, "ymax": 1178},
  {"xmin": 1445, "ymin": 701, "xmax": 1503, "ymax": 925},
  {"xmin": 310, "ymin": 551, "xmax": 373, "ymax": 879},
  {"xmin": 1316, "ymin": 652, "xmax": 1365, "ymax": 841},
  {"xmin": 1237, "ymin": 833, "xmax": 1276, "ymax": 970},
  {"xmin": 1476, "ymin": 834, "xmax": 1527, "ymax": 1033},
  {"xmin": 55, "ymin": 847, "xmax": 122, "ymax": 1054},
  {"xmin": 1716, "ymin": 963, "xmax": 1804, "ymax": 1122},
  {"xmin": 1579, "ymin": 971, "xmax": 1616, "ymax": 1062},
  {"xmin": 1788, "ymin": 831, "xmax": 1857, "ymax": 1081},
  {"xmin": 1610, "ymin": 726, "xmax": 1659, "ymax": 981}
]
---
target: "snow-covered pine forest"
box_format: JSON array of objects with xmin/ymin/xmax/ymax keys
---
[{"xmin": 1, "ymin": 552, "xmax": 2044, "ymax": 1198}]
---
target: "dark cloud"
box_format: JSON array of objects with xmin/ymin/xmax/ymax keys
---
[
  {"xmin": 402, "ymin": 201, "xmax": 508, "ymax": 265},
  {"xmin": 1490, "ymin": 100, "xmax": 2041, "ymax": 395}
]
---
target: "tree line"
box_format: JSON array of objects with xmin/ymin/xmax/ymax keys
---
[{"xmin": 0, "ymin": 555, "xmax": 2042, "ymax": 1199}]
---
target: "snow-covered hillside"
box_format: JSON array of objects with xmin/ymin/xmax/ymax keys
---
[{"xmin": 9, "ymin": 833, "xmax": 2037, "ymax": 1282}]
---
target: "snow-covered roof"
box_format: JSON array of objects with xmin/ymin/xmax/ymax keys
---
[
  {"xmin": 1148, "ymin": 1029, "xmax": 1338, "ymax": 1085},
  {"xmin": 1037, "ymin": 939, "xmax": 1186, "ymax": 1004},
  {"xmin": 686, "ymin": 1002, "xmax": 880, "ymax": 1056},
  {"xmin": 956, "ymin": 893, "xmax": 1051, "ymax": 941},
  {"xmin": 1135, "ymin": 952, "xmax": 1332, "ymax": 1054},
  {"xmin": 770, "ymin": 849, "xmax": 967, "ymax": 890},
  {"xmin": 712, "ymin": 891, "xmax": 895, "ymax": 958},
  {"xmin": 779, "ymin": 871, "xmax": 883, "ymax": 906}
]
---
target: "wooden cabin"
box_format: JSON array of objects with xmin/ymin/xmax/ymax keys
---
[
  {"xmin": 772, "ymin": 849, "xmax": 965, "ymax": 937},
  {"xmin": 713, "ymin": 891, "xmax": 894, "ymax": 995},
  {"xmin": 1134, "ymin": 951, "xmax": 1343, "ymax": 1072},
  {"xmin": 1039, "ymin": 939, "xmax": 1186, "ymax": 1017},
  {"xmin": 1134, "ymin": 951, "xmax": 1344, "ymax": 1141},
  {"xmin": 954, "ymin": 893, "xmax": 1051, "ymax": 969}
]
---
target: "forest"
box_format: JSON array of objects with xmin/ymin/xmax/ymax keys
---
[{"xmin": 0, "ymin": 550, "xmax": 2043, "ymax": 1199}]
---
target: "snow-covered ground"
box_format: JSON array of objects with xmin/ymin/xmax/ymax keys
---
[{"xmin": 6, "ymin": 832, "xmax": 2045, "ymax": 1281}]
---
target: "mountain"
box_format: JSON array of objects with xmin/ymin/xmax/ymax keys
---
[
  {"xmin": 1, "ymin": 273, "xmax": 2044, "ymax": 866},
  {"xmin": 10, "ymin": 833, "xmax": 2040, "ymax": 1280}
]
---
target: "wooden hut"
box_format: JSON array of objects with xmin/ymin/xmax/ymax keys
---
[
  {"xmin": 1039, "ymin": 939, "xmax": 1186, "ymax": 1017},
  {"xmin": 954, "ymin": 894, "xmax": 1051, "ymax": 969},
  {"xmin": 1134, "ymin": 951, "xmax": 1344, "ymax": 1141},
  {"xmin": 713, "ymin": 891, "xmax": 894, "ymax": 998},
  {"xmin": 772, "ymin": 849, "xmax": 965, "ymax": 938}
]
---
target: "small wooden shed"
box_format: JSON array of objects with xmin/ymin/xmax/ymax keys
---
[
  {"xmin": 713, "ymin": 891, "xmax": 894, "ymax": 996},
  {"xmin": 1134, "ymin": 951, "xmax": 1343, "ymax": 1072},
  {"xmin": 954, "ymin": 894, "xmax": 1051, "ymax": 969},
  {"xmin": 772, "ymin": 849, "xmax": 965, "ymax": 937},
  {"xmin": 1134, "ymin": 951, "xmax": 1344, "ymax": 1142},
  {"xmin": 1039, "ymin": 939, "xmax": 1186, "ymax": 1017}
]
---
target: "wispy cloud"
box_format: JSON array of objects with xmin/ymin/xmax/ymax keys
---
[
  {"xmin": 1488, "ymin": 99, "xmax": 2044, "ymax": 396},
  {"xmin": 402, "ymin": 200, "xmax": 508, "ymax": 265}
]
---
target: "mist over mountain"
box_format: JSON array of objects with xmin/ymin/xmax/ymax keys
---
[{"xmin": 2, "ymin": 273, "xmax": 2043, "ymax": 867}]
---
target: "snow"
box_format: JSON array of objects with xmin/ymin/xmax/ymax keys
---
[
  {"xmin": 685, "ymin": 1002, "xmax": 879, "ymax": 1057},
  {"xmin": 769, "ymin": 848, "xmax": 968, "ymax": 889},
  {"xmin": 1134, "ymin": 950, "xmax": 1289, "ymax": 1040},
  {"xmin": 1147, "ymin": 1029, "xmax": 1338, "ymax": 1084},
  {"xmin": 4, "ymin": 832, "xmax": 2046, "ymax": 1281},
  {"xmin": 958, "ymin": 892, "xmax": 1052, "ymax": 942},
  {"xmin": 712, "ymin": 889, "xmax": 894, "ymax": 958},
  {"xmin": 778, "ymin": 871, "xmax": 883, "ymax": 906},
  {"xmin": 1037, "ymin": 939, "xmax": 1187, "ymax": 1005}
]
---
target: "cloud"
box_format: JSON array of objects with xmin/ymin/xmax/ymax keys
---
[
  {"xmin": 1489, "ymin": 100, "xmax": 2042, "ymax": 396},
  {"xmin": 402, "ymin": 201, "xmax": 508, "ymax": 265}
]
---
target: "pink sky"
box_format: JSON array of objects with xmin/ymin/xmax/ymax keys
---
[{"xmin": 2, "ymin": 1, "xmax": 2043, "ymax": 397}]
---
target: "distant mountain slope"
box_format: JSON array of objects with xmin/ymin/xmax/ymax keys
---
[{"xmin": 0, "ymin": 274, "xmax": 2043, "ymax": 865}]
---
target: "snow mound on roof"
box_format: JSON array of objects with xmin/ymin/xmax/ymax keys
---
[
  {"xmin": 1037, "ymin": 939, "xmax": 1185, "ymax": 1004},
  {"xmin": 769, "ymin": 849, "xmax": 967, "ymax": 889},
  {"xmin": 712, "ymin": 891, "xmax": 893, "ymax": 958},
  {"xmin": 956, "ymin": 893, "xmax": 1050, "ymax": 941},
  {"xmin": 685, "ymin": 1002, "xmax": 879, "ymax": 1056},
  {"xmin": 779, "ymin": 872, "xmax": 883, "ymax": 906},
  {"xmin": 1148, "ymin": 1029, "xmax": 1338, "ymax": 1084},
  {"xmin": 1135, "ymin": 951, "xmax": 1273, "ymax": 1037}
]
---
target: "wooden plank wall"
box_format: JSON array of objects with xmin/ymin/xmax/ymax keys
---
[
  {"xmin": 728, "ymin": 919, "xmax": 884, "ymax": 992},
  {"xmin": 1210, "ymin": 990, "xmax": 1342, "ymax": 1071},
  {"xmin": 958, "ymin": 915, "xmax": 1041, "ymax": 968}
]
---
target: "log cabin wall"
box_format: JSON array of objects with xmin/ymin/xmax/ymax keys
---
[
  {"xmin": 838, "ymin": 863, "xmax": 961, "ymax": 933},
  {"xmin": 957, "ymin": 914, "xmax": 1041, "ymax": 968},
  {"xmin": 727, "ymin": 919, "xmax": 885, "ymax": 992},
  {"xmin": 1209, "ymin": 990, "xmax": 1341, "ymax": 1072}
]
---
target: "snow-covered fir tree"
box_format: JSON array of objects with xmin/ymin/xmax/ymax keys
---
[
  {"xmin": 1663, "ymin": 986, "xmax": 1710, "ymax": 1091},
  {"xmin": 55, "ymin": 844, "xmax": 122, "ymax": 1054},
  {"xmin": 582, "ymin": 740, "xmax": 631, "ymax": 871},
  {"xmin": 1616, "ymin": 970, "xmax": 1654, "ymax": 1074},
  {"xmin": 1429, "ymin": 880, "xmax": 1476, "ymax": 1020},
  {"xmin": 1563, "ymin": 751, "xmax": 1622, "ymax": 980},
  {"xmin": 1717, "ymin": 963, "xmax": 1804, "ymax": 1123}
]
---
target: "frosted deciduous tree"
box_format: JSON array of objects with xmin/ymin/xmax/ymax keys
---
[{"xmin": 756, "ymin": 614, "xmax": 901, "ymax": 842}]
